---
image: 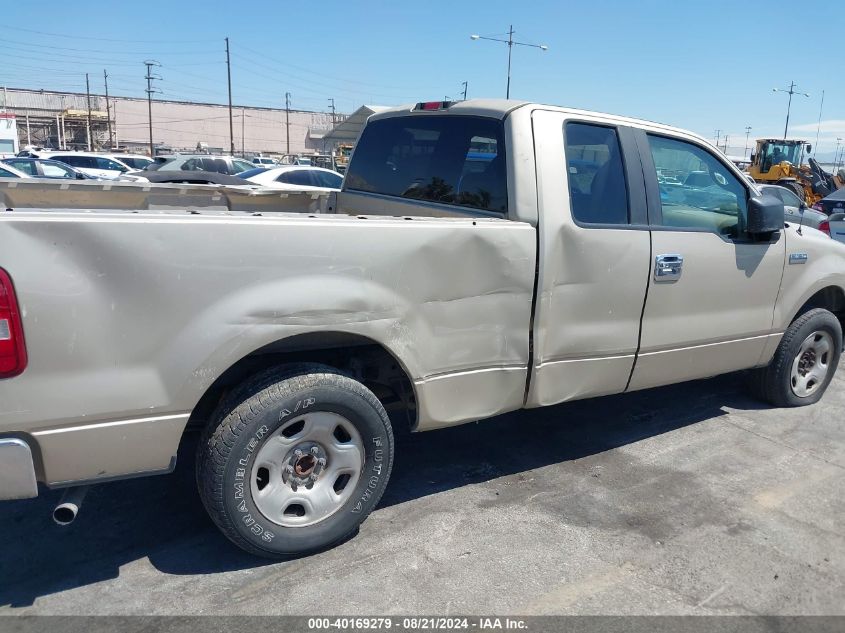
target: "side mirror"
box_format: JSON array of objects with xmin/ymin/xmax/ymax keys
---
[
  {"xmin": 749, "ymin": 153, "xmax": 755, "ymax": 163},
  {"xmin": 747, "ymin": 194, "xmax": 785, "ymax": 236},
  {"xmin": 806, "ymin": 144, "xmax": 812, "ymax": 154},
  {"xmin": 76, "ymin": 172, "xmax": 86, "ymax": 180}
]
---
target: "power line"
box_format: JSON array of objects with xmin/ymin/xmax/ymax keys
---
[{"xmin": 0, "ymin": 24, "xmax": 211, "ymax": 44}]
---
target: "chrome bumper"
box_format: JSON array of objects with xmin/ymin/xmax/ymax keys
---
[{"xmin": 0, "ymin": 438, "xmax": 38, "ymax": 500}]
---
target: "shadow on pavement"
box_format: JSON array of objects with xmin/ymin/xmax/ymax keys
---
[{"xmin": 0, "ymin": 373, "xmax": 767, "ymax": 608}]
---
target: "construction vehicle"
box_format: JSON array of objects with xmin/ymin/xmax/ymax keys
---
[
  {"xmin": 334, "ymin": 143, "xmax": 354, "ymax": 172},
  {"xmin": 748, "ymin": 139, "xmax": 840, "ymax": 205}
]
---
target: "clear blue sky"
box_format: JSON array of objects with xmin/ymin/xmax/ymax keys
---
[{"xmin": 1, "ymin": 0, "xmax": 842, "ymax": 159}]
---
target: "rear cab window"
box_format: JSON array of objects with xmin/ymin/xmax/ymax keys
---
[
  {"xmin": 345, "ymin": 115, "xmax": 508, "ymax": 215},
  {"xmin": 564, "ymin": 122, "xmax": 629, "ymax": 225}
]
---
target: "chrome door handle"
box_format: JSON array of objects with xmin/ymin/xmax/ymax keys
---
[{"xmin": 654, "ymin": 254, "xmax": 683, "ymax": 281}]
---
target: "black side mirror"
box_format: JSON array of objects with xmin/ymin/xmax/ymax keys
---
[
  {"xmin": 747, "ymin": 194, "xmax": 785, "ymax": 236},
  {"xmin": 76, "ymin": 173, "xmax": 86, "ymax": 180},
  {"xmin": 806, "ymin": 144, "xmax": 812, "ymax": 154},
  {"xmin": 749, "ymin": 153, "xmax": 756, "ymax": 163}
]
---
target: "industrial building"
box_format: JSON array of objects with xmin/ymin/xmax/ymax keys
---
[{"xmin": 0, "ymin": 87, "xmax": 349, "ymax": 156}]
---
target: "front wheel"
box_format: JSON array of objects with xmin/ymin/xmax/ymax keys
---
[
  {"xmin": 748, "ymin": 308, "xmax": 842, "ymax": 407},
  {"xmin": 196, "ymin": 365, "xmax": 394, "ymax": 558}
]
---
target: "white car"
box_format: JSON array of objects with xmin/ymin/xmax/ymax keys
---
[
  {"xmin": 24, "ymin": 151, "xmax": 130, "ymax": 179},
  {"xmin": 240, "ymin": 166, "xmax": 344, "ymax": 191}
]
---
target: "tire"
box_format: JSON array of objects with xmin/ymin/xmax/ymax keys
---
[
  {"xmin": 748, "ymin": 308, "xmax": 842, "ymax": 407},
  {"xmin": 777, "ymin": 180, "xmax": 806, "ymax": 203},
  {"xmin": 196, "ymin": 364, "xmax": 394, "ymax": 558}
]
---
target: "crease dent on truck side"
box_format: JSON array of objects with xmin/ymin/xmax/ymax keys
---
[{"xmin": 2, "ymin": 98, "xmax": 844, "ymax": 558}]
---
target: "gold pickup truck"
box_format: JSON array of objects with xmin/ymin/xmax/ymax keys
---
[{"xmin": 1, "ymin": 99, "xmax": 843, "ymax": 558}]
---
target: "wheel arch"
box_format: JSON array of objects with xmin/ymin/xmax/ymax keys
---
[
  {"xmin": 791, "ymin": 285, "xmax": 845, "ymax": 332},
  {"xmin": 186, "ymin": 331, "xmax": 419, "ymax": 436}
]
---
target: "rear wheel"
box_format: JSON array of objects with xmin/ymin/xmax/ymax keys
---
[
  {"xmin": 196, "ymin": 364, "xmax": 394, "ymax": 558},
  {"xmin": 748, "ymin": 308, "xmax": 842, "ymax": 407}
]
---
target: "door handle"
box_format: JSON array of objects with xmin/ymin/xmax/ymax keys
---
[{"xmin": 654, "ymin": 254, "xmax": 683, "ymax": 281}]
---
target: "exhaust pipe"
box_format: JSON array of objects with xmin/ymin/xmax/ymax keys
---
[{"xmin": 53, "ymin": 486, "xmax": 89, "ymax": 526}]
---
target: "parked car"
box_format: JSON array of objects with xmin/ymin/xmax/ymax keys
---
[
  {"xmin": 813, "ymin": 186, "xmax": 845, "ymax": 216},
  {"xmin": 149, "ymin": 154, "xmax": 254, "ymax": 175},
  {"xmin": 240, "ymin": 165, "xmax": 344, "ymax": 191},
  {"xmin": 24, "ymin": 151, "xmax": 131, "ymax": 179},
  {"xmin": 0, "ymin": 163, "xmax": 31, "ymax": 178},
  {"xmin": 758, "ymin": 184, "xmax": 828, "ymax": 232},
  {"xmin": 2, "ymin": 99, "xmax": 844, "ymax": 559},
  {"xmin": 827, "ymin": 213, "xmax": 845, "ymax": 244},
  {"xmin": 138, "ymin": 170, "xmax": 253, "ymax": 186},
  {"xmin": 2, "ymin": 157, "xmax": 94, "ymax": 180}
]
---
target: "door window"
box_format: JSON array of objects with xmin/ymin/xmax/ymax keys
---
[
  {"xmin": 6, "ymin": 160, "xmax": 37, "ymax": 175},
  {"xmin": 276, "ymin": 170, "xmax": 315, "ymax": 186},
  {"xmin": 563, "ymin": 123, "xmax": 629, "ymax": 224},
  {"xmin": 41, "ymin": 162, "xmax": 75, "ymax": 178},
  {"xmin": 648, "ymin": 135, "xmax": 747, "ymax": 237},
  {"xmin": 94, "ymin": 157, "xmax": 127, "ymax": 172}
]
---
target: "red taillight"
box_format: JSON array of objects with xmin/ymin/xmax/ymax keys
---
[
  {"xmin": 0, "ymin": 268, "xmax": 27, "ymax": 378},
  {"xmin": 818, "ymin": 220, "xmax": 831, "ymax": 237}
]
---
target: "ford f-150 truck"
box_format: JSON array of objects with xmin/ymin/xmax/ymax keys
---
[{"xmin": 1, "ymin": 99, "xmax": 844, "ymax": 558}]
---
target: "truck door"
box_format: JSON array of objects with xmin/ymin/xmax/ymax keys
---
[
  {"xmin": 628, "ymin": 131, "xmax": 785, "ymax": 390},
  {"xmin": 525, "ymin": 111, "xmax": 652, "ymax": 407}
]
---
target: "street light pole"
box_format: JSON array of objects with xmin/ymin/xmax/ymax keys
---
[
  {"xmin": 744, "ymin": 126, "xmax": 752, "ymax": 158},
  {"xmin": 773, "ymin": 81, "xmax": 809, "ymax": 140},
  {"xmin": 470, "ymin": 26, "xmax": 547, "ymax": 99}
]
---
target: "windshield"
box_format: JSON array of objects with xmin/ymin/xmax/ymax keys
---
[{"xmin": 763, "ymin": 142, "xmax": 802, "ymax": 166}]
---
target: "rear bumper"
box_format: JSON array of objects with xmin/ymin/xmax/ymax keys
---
[{"xmin": 0, "ymin": 438, "xmax": 38, "ymax": 500}]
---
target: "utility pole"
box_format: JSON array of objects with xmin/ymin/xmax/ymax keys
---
[
  {"xmin": 103, "ymin": 69, "xmax": 113, "ymax": 149},
  {"xmin": 328, "ymin": 98, "xmax": 336, "ymax": 125},
  {"xmin": 144, "ymin": 60, "xmax": 161, "ymax": 158},
  {"xmin": 714, "ymin": 129, "xmax": 721, "ymax": 147},
  {"xmin": 85, "ymin": 73, "xmax": 92, "ymax": 151},
  {"xmin": 773, "ymin": 81, "xmax": 809, "ymax": 140},
  {"xmin": 241, "ymin": 107, "xmax": 245, "ymax": 156},
  {"xmin": 225, "ymin": 37, "xmax": 235, "ymax": 155},
  {"xmin": 744, "ymin": 126, "xmax": 752, "ymax": 158},
  {"xmin": 723, "ymin": 135, "xmax": 729, "ymax": 153},
  {"xmin": 461, "ymin": 81, "xmax": 468, "ymax": 100},
  {"xmin": 285, "ymin": 92, "xmax": 291, "ymax": 154},
  {"xmin": 470, "ymin": 26, "xmax": 547, "ymax": 99}
]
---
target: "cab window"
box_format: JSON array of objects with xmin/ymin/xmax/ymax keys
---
[
  {"xmin": 564, "ymin": 122, "xmax": 629, "ymax": 225},
  {"xmin": 345, "ymin": 115, "xmax": 507, "ymax": 214},
  {"xmin": 648, "ymin": 135, "xmax": 747, "ymax": 237}
]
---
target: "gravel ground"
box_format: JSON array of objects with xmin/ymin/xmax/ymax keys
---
[{"xmin": 1, "ymin": 370, "xmax": 843, "ymax": 615}]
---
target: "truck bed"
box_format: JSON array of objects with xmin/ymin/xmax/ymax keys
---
[{"xmin": 0, "ymin": 207, "xmax": 536, "ymax": 485}]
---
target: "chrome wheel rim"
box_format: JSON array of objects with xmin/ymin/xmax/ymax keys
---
[
  {"xmin": 250, "ymin": 412, "xmax": 364, "ymax": 527},
  {"xmin": 790, "ymin": 331, "xmax": 833, "ymax": 398}
]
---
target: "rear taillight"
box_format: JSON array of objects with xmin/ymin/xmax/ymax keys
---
[
  {"xmin": 0, "ymin": 268, "xmax": 27, "ymax": 378},
  {"xmin": 818, "ymin": 220, "xmax": 831, "ymax": 237}
]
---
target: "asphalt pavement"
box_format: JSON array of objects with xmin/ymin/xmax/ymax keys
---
[{"xmin": 1, "ymin": 370, "xmax": 843, "ymax": 615}]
